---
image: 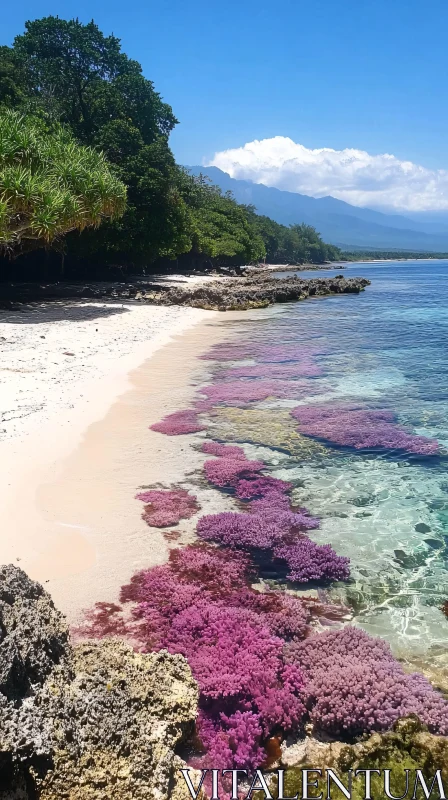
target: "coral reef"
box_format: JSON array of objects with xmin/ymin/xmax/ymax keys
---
[
  {"xmin": 203, "ymin": 455, "xmax": 264, "ymax": 487},
  {"xmin": 292, "ymin": 403, "xmax": 440, "ymax": 455},
  {"xmin": 285, "ymin": 628, "xmax": 448, "ymax": 738},
  {"xmin": 201, "ymin": 342, "xmax": 325, "ymax": 363},
  {"xmin": 211, "ymin": 406, "xmax": 328, "ymax": 457},
  {"xmin": 135, "ymin": 488, "xmax": 199, "ymax": 527},
  {"xmin": 81, "ymin": 544, "xmax": 314, "ymax": 771},
  {"xmin": 0, "ymin": 565, "xmax": 198, "ymax": 800},
  {"xmin": 150, "ymin": 409, "xmax": 205, "ymax": 435},
  {"xmin": 273, "ymin": 540, "xmax": 350, "ymax": 583},
  {"xmin": 277, "ymin": 717, "xmax": 448, "ymax": 800},
  {"xmin": 197, "ymin": 511, "xmax": 286, "ymax": 550},
  {"xmin": 235, "ymin": 476, "xmax": 292, "ymax": 499},
  {"xmin": 201, "ymin": 441, "xmax": 247, "ymax": 458},
  {"xmin": 220, "ymin": 361, "xmax": 323, "ymax": 379},
  {"xmin": 198, "ymin": 379, "xmax": 326, "ymax": 406},
  {"xmin": 198, "ymin": 441, "xmax": 347, "ymax": 586},
  {"xmin": 196, "ymin": 506, "xmax": 346, "ymax": 585}
]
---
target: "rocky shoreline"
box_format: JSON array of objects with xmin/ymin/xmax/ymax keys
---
[
  {"xmin": 0, "ymin": 272, "xmax": 370, "ymax": 312},
  {"xmin": 0, "ymin": 565, "xmax": 199, "ymax": 799},
  {"xmin": 1, "ymin": 565, "xmax": 448, "ymax": 799},
  {"xmin": 145, "ymin": 272, "xmax": 370, "ymax": 311}
]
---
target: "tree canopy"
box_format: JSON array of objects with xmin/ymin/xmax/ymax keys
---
[
  {"xmin": 0, "ymin": 109, "xmax": 126, "ymax": 253},
  {"xmin": 0, "ymin": 15, "xmax": 341, "ymax": 273}
]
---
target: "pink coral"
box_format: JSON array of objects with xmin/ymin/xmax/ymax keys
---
[
  {"xmin": 291, "ymin": 404, "xmax": 439, "ymax": 455},
  {"xmin": 150, "ymin": 409, "xmax": 205, "ymax": 435},
  {"xmin": 165, "ymin": 602, "xmax": 284, "ymax": 699},
  {"xmin": 135, "ymin": 488, "xmax": 199, "ymax": 527},
  {"xmin": 235, "ymin": 589, "xmax": 310, "ymax": 640},
  {"xmin": 286, "ymin": 627, "xmax": 448, "ymax": 737}
]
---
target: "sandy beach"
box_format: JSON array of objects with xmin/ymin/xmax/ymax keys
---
[{"xmin": 0, "ymin": 298, "xmax": 240, "ymax": 620}]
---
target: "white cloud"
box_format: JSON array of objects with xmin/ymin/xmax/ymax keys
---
[{"xmin": 206, "ymin": 136, "xmax": 448, "ymax": 212}]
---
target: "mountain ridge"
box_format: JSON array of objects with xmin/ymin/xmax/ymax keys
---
[{"xmin": 186, "ymin": 166, "xmax": 448, "ymax": 251}]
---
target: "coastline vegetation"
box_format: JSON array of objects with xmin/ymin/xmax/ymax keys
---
[
  {"xmin": 0, "ymin": 16, "xmax": 341, "ymax": 280},
  {"xmin": 0, "ymin": 109, "xmax": 126, "ymax": 253},
  {"xmin": 341, "ymin": 249, "xmax": 448, "ymax": 261}
]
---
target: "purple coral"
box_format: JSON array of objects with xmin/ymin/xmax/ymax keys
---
[
  {"xmin": 291, "ymin": 404, "xmax": 439, "ymax": 455},
  {"xmin": 197, "ymin": 709, "xmax": 265, "ymax": 770},
  {"xmin": 221, "ymin": 362, "xmax": 323, "ymax": 379},
  {"xmin": 249, "ymin": 492, "xmax": 320, "ymax": 534},
  {"xmin": 165, "ymin": 602, "xmax": 284, "ymax": 699},
  {"xmin": 273, "ymin": 540, "xmax": 350, "ymax": 583},
  {"xmin": 203, "ymin": 456, "xmax": 264, "ymax": 488},
  {"xmin": 135, "ymin": 488, "xmax": 199, "ymax": 527},
  {"xmin": 201, "ymin": 441, "xmax": 247, "ymax": 458},
  {"xmin": 200, "ymin": 432, "xmax": 346, "ymax": 586},
  {"xmin": 150, "ymin": 409, "xmax": 205, "ymax": 435},
  {"xmin": 286, "ymin": 627, "xmax": 448, "ymax": 737},
  {"xmin": 235, "ymin": 476, "xmax": 292, "ymax": 500},
  {"xmin": 199, "ymin": 379, "xmax": 324, "ymax": 406},
  {"xmin": 197, "ymin": 511, "xmax": 284, "ymax": 549},
  {"xmin": 200, "ymin": 342, "xmax": 323, "ymax": 363},
  {"xmin": 196, "ymin": 507, "xmax": 338, "ymax": 585}
]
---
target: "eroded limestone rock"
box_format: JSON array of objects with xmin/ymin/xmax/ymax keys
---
[{"xmin": 0, "ymin": 566, "xmax": 198, "ymax": 799}]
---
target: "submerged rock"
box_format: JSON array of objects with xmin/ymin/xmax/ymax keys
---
[
  {"xmin": 278, "ymin": 717, "xmax": 448, "ymax": 799},
  {"xmin": 210, "ymin": 407, "xmax": 328, "ymax": 457},
  {"xmin": 0, "ymin": 566, "xmax": 198, "ymax": 799},
  {"xmin": 415, "ymin": 522, "xmax": 432, "ymax": 533}
]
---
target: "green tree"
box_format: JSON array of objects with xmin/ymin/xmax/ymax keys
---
[
  {"xmin": 13, "ymin": 17, "xmax": 177, "ymax": 143},
  {"xmin": 1, "ymin": 15, "xmax": 340, "ymax": 273},
  {"xmin": 11, "ymin": 16, "xmax": 188, "ymax": 266},
  {"xmin": 179, "ymin": 172, "xmax": 265, "ymax": 268},
  {"xmin": 0, "ymin": 47, "xmax": 30, "ymax": 108},
  {"xmin": 0, "ymin": 109, "xmax": 126, "ymax": 253}
]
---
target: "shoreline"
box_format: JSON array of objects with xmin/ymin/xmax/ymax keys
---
[{"xmin": 0, "ymin": 303, "xmax": 225, "ymax": 619}]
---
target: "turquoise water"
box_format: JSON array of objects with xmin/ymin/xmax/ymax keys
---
[{"xmin": 205, "ymin": 260, "xmax": 448, "ymax": 661}]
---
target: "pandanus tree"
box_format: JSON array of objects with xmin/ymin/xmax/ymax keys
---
[{"xmin": 0, "ymin": 109, "xmax": 127, "ymax": 254}]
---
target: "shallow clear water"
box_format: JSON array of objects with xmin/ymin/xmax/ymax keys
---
[{"xmin": 204, "ymin": 260, "xmax": 448, "ymax": 660}]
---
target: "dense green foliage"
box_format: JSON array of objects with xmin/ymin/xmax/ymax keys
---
[
  {"xmin": 0, "ymin": 109, "xmax": 126, "ymax": 253},
  {"xmin": 342, "ymin": 250, "xmax": 448, "ymax": 261},
  {"xmin": 251, "ymin": 213, "xmax": 342, "ymax": 264},
  {"xmin": 0, "ymin": 15, "xmax": 340, "ymax": 272}
]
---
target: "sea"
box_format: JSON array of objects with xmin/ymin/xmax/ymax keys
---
[{"xmin": 201, "ymin": 259, "xmax": 448, "ymax": 664}]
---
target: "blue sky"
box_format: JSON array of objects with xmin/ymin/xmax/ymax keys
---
[{"xmin": 3, "ymin": 0, "xmax": 448, "ymax": 211}]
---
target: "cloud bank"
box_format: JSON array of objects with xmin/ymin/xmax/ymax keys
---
[{"xmin": 207, "ymin": 137, "xmax": 448, "ymax": 212}]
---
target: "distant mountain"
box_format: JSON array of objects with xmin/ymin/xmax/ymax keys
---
[{"xmin": 187, "ymin": 166, "xmax": 448, "ymax": 251}]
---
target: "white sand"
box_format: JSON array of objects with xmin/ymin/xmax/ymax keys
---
[
  {"xmin": 0, "ymin": 300, "xmax": 228, "ymax": 617},
  {"xmin": 0, "ymin": 300, "xmax": 206, "ymax": 443}
]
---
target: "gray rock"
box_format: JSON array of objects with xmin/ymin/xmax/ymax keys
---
[
  {"xmin": 149, "ymin": 273, "xmax": 371, "ymax": 311},
  {"xmin": 0, "ymin": 566, "xmax": 198, "ymax": 799}
]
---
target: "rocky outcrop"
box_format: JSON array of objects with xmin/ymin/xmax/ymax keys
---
[
  {"xmin": 0, "ymin": 272, "xmax": 370, "ymax": 311},
  {"xmin": 147, "ymin": 272, "xmax": 371, "ymax": 310},
  {"xmin": 0, "ymin": 566, "xmax": 198, "ymax": 799}
]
